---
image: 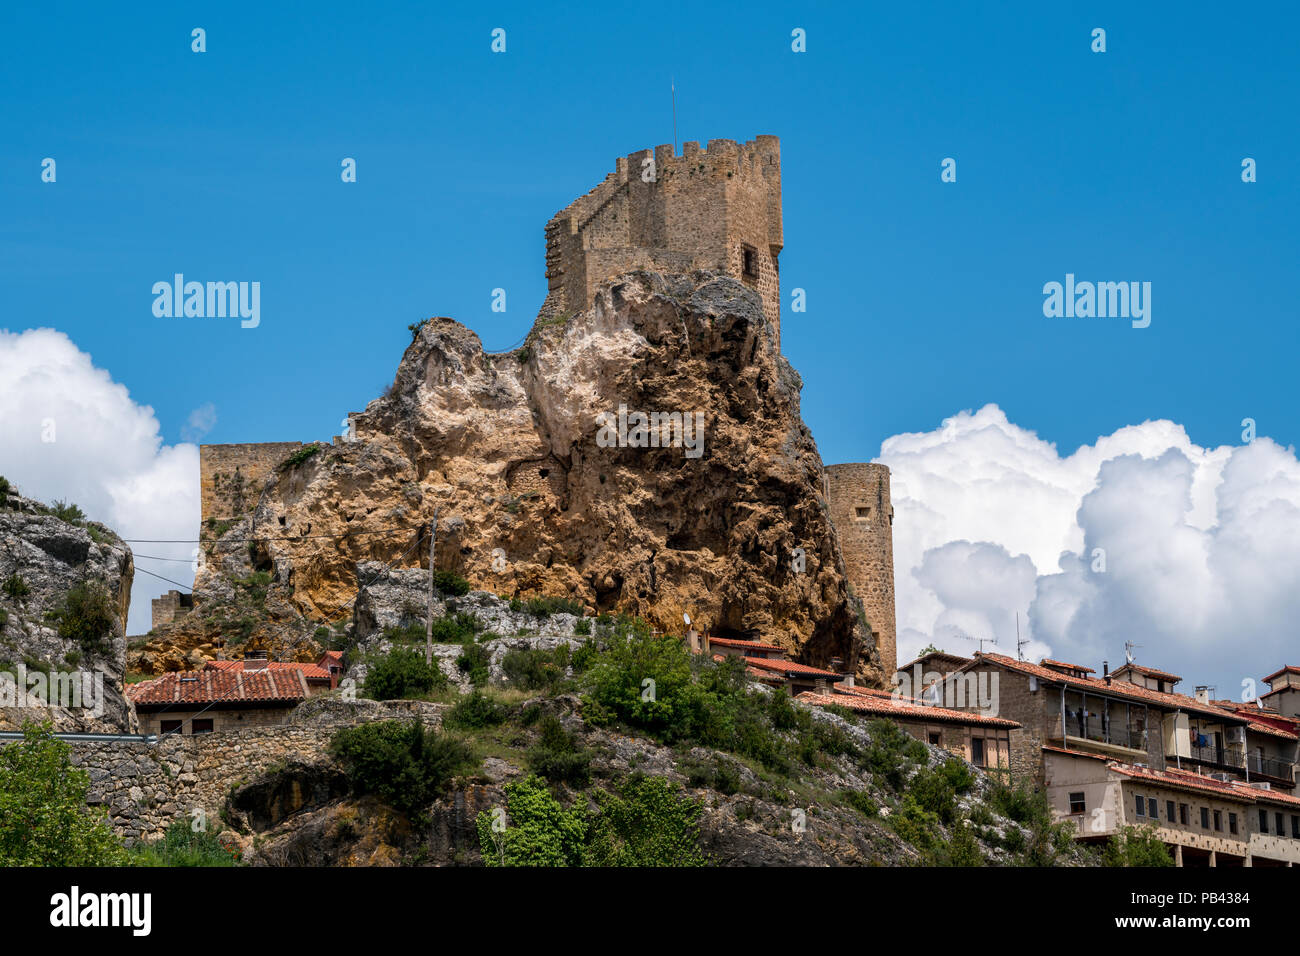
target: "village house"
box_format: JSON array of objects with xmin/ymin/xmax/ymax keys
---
[
  {"xmin": 127, "ymin": 651, "xmax": 341, "ymax": 736},
  {"xmin": 1044, "ymin": 747, "xmax": 1300, "ymax": 867},
  {"xmin": 799, "ymin": 683, "xmax": 1018, "ymax": 777}
]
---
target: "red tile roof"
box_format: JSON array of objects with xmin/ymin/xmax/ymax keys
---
[
  {"xmin": 744, "ymin": 657, "xmax": 844, "ymax": 679},
  {"xmin": 1263, "ymin": 665, "xmax": 1300, "ymax": 684},
  {"xmin": 797, "ymin": 691, "xmax": 1020, "ymax": 728},
  {"xmin": 707, "ymin": 636, "xmax": 787, "ymax": 653},
  {"xmin": 1110, "ymin": 763, "xmax": 1258, "ymax": 803},
  {"xmin": 1114, "ymin": 662, "xmax": 1183, "ymax": 683},
  {"xmin": 205, "ymin": 660, "xmax": 332, "ymax": 680},
  {"xmin": 1040, "ymin": 659, "xmax": 1096, "ymax": 674},
  {"xmin": 127, "ymin": 668, "xmax": 309, "ymax": 707},
  {"xmin": 965, "ymin": 653, "xmax": 1248, "ymax": 723},
  {"xmin": 1042, "ymin": 745, "xmax": 1111, "ymax": 762}
]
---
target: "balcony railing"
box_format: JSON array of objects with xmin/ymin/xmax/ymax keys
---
[
  {"xmin": 1247, "ymin": 754, "xmax": 1297, "ymax": 781},
  {"xmin": 1064, "ymin": 720, "xmax": 1147, "ymax": 752},
  {"xmin": 1185, "ymin": 744, "xmax": 1245, "ymax": 769}
]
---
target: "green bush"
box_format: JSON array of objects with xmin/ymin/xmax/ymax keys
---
[
  {"xmin": 938, "ymin": 818, "xmax": 985, "ymax": 867},
  {"xmin": 456, "ymin": 643, "xmax": 491, "ymax": 687},
  {"xmin": 50, "ymin": 500, "xmax": 86, "ymax": 524},
  {"xmin": 909, "ymin": 758, "xmax": 975, "ymax": 824},
  {"xmin": 585, "ymin": 774, "xmax": 707, "ymax": 867},
  {"xmin": 45, "ymin": 580, "xmax": 117, "ymax": 652},
  {"xmin": 363, "ymin": 647, "xmax": 446, "ymax": 700},
  {"xmin": 0, "ymin": 722, "xmax": 126, "ymax": 865},
  {"xmin": 839, "ymin": 789, "xmax": 878, "ymax": 817},
  {"xmin": 501, "ymin": 644, "xmax": 574, "ymax": 691},
  {"xmin": 527, "ymin": 713, "xmax": 592, "ymax": 787},
  {"xmin": 279, "ymin": 444, "xmax": 322, "ymax": 471},
  {"xmin": 477, "ymin": 775, "xmax": 587, "ymax": 866},
  {"xmin": 988, "ymin": 779, "xmax": 1077, "ymax": 865},
  {"xmin": 1103, "ymin": 825, "xmax": 1174, "ymax": 867},
  {"xmin": 573, "ymin": 617, "xmax": 592, "ymax": 636},
  {"xmin": 2, "ymin": 573, "xmax": 30, "ymax": 604},
  {"xmin": 862, "ymin": 719, "xmax": 928, "ymax": 791},
  {"xmin": 131, "ymin": 819, "xmax": 239, "ymax": 866},
  {"xmin": 433, "ymin": 570, "xmax": 471, "ymax": 597},
  {"xmin": 329, "ymin": 718, "xmax": 477, "ymax": 815},
  {"xmin": 444, "ymin": 690, "xmax": 510, "ymax": 730}
]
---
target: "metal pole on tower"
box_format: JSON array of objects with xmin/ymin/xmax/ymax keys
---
[{"xmin": 671, "ymin": 77, "xmax": 678, "ymax": 153}]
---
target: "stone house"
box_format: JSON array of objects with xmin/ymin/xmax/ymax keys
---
[
  {"xmin": 127, "ymin": 652, "xmax": 340, "ymax": 736},
  {"xmin": 1044, "ymin": 747, "xmax": 1300, "ymax": 866},
  {"xmin": 800, "ymin": 684, "xmax": 1018, "ymax": 776}
]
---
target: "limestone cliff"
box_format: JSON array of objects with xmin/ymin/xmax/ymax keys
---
[
  {"xmin": 153, "ymin": 271, "xmax": 878, "ymax": 680},
  {"xmin": 0, "ymin": 485, "xmax": 134, "ymax": 731}
]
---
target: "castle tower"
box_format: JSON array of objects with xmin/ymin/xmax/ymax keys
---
[
  {"xmin": 824, "ymin": 463, "xmax": 897, "ymax": 678},
  {"xmin": 541, "ymin": 135, "xmax": 783, "ymax": 349}
]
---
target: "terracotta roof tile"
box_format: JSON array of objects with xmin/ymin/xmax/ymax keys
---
[
  {"xmin": 797, "ymin": 691, "xmax": 1020, "ymax": 729},
  {"xmin": 966, "ymin": 653, "xmax": 1248, "ymax": 723},
  {"xmin": 127, "ymin": 668, "xmax": 308, "ymax": 707},
  {"xmin": 205, "ymin": 660, "xmax": 331, "ymax": 680},
  {"xmin": 707, "ymin": 636, "xmax": 787, "ymax": 653},
  {"xmin": 1040, "ymin": 658, "xmax": 1096, "ymax": 673},
  {"xmin": 744, "ymin": 657, "xmax": 844, "ymax": 679},
  {"xmin": 1263, "ymin": 665, "xmax": 1300, "ymax": 684}
]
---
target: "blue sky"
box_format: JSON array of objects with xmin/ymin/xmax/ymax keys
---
[
  {"xmin": 2, "ymin": 2, "xmax": 1299, "ymax": 686},
  {"xmin": 3, "ymin": 1, "xmax": 1296, "ymax": 460}
]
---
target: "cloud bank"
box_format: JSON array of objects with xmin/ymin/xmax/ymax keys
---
[
  {"xmin": 0, "ymin": 328, "xmax": 199, "ymax": 635},
  {"xmin": 879, "ymin": 404, "xmax": 1300, "ymax": 698}
]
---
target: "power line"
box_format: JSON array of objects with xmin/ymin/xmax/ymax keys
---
[{"xmin": 120, "ymin": 524, "xmax": 423, "ymax": 544}]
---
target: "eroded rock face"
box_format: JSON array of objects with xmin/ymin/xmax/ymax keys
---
[
  {"xmin": 173, "ymin": 271, "xmax": 877, "ymax": 679},
  {"xmin": 0, "ymin": 491, "xmax": 134, "ymax": 731}
]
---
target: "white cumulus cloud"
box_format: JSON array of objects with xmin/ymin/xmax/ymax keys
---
[
  {"xmin": 879, "ymin": 404, "xmax": 1300, "ymax": 697},
  {"xmin": 0, "ymin": 328, "xmax": 199, "ymax": 635}
]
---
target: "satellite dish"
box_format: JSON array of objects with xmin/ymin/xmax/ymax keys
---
[{"xmin": 683, "ymin": 613, "xmax": 692, "ymax": 627}]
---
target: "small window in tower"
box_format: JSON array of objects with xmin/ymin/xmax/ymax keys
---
[
  {"xmin": 855, "ymin": 506, "xmax": 870, "ymax": 520},
  {"xmin": 741, "ymin": 244, "xmax": 758, "ymax": 280}
]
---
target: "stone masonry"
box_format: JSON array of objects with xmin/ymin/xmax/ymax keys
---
[
  {"xmin": 824, "ymin": 463, "xmax": 897, "ymax": 678},
  {"xmin": 541, "ymin": 136, "xmax": 784, "ymax": 348},
  {"xmin": 200, "ymin": 441, "xmax": 303, "ymax": 524}
]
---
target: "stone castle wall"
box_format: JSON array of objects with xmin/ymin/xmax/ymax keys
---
[
  {"xmin": 824, "ymin": 463, "xmax": 897, "ymax": 678},
  {"xmin": 542, "ymin": 136, "xmax": 783, "ymax": 347},
  {"xmin": 199, "ymin": 442, "xmax": 303, "ymax": 525}
]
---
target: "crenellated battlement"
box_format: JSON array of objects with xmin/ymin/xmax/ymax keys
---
[{"xmin": 541, "ymin": 135, "xmax": 783, "ymax": 348}]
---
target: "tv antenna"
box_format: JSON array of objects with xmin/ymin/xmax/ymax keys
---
[
  {"xmin": 951, "ymin": 628, "xmax": 999, "ymax": 655},
  {"xmin": 1124, "ymin": 640, "xmax": 1142, "ymax": 665},
  {"xmin": 1016, "ymin": 613, "xmax": 1030, "ymax": 661}
]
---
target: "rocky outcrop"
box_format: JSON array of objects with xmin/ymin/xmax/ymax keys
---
[
  {"xmin": 0, "ymin": 488, "xmax": 134, "ymax": 731},
  {"xmin": 170, "ymin": 271, "xmax": 877, "ymax": 681}
]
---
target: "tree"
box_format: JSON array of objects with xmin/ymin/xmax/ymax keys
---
[
  {"xmin": 1103, "ymin": 825, "xmax": 1174, "ymax": 866},
  {"xmin": 0, "ymin": 722, "xmax": 126, "ymax": 865}
]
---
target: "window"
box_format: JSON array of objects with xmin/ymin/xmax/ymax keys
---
[
  {"xmin": 1179, "ymin": 804, "xmax": 1189, "ymax": 825},
  {"xmin": 1259, "ymin": 809, "xmax": 1269, "ymax": 833},
  {"xmin": 741, "ymin": 244, "xmax": 758, "ymax": 279},
  {"xmin": 1277, "ymin": 812, "xmax": 1286, "ymax": 836},
  {"xmin": 191, "ymin": 718, "xmax": 214, "ymax": 735},
  {"xmin": 1148, "ymin": 798, "xmax": 1158, "ymax": 819},
  {"xmin": 160, "ymin": 719, "xmax": 181, "ymax": 735},
  {"xmin": 1213, "ymin": 810, "xmax": 1222, "ymax": 832},
  {"xmin": 1069, "ymin": 792, "xmax": 1087, "ymax": 814},
  {"xmin": 1229, "ymin": 813, "xmax": 1239, "ymax": 835},
  {"xmin": 1200, "ymin": 807, "xmax": 1210, "ymax": 829},
  {"xmin": 1166, "ymin": 800, "xmax": 1176, "ymax": 823},
  {"xmin": 855, "ymin": 506, "xmax": 871, "ymax": 520},
  {"xmin": 970, "ymin": 737, "xmax": 986, "ymax": 767},
  {"xmin": 928, "ymin": 732, "xmax": 940, "ymax": 745},
  {"xmin": 1135, "ymin": 794, "xmax": 1146, "ymax": 817},
  {"xmin": 1292, "ymin": 815, "xmax": 1300, "ymax": 839}
]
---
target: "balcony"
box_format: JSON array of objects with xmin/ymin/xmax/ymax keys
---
[
  {"xmin": 1182, "ymin": 743, "xmax": 1245, "ymax": 771},
  {"xmin": 1246, "ymin": 753, "xmax": 1297, "ymax": 784},
  {"xmin": 1059, "ymin": 719, "xmax": 1149, "ymax": 757}
]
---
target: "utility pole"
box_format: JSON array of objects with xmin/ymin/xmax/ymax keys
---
[{"xmin": 425, "ymin": 507, "xmax": 439, "ymax": 666}]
